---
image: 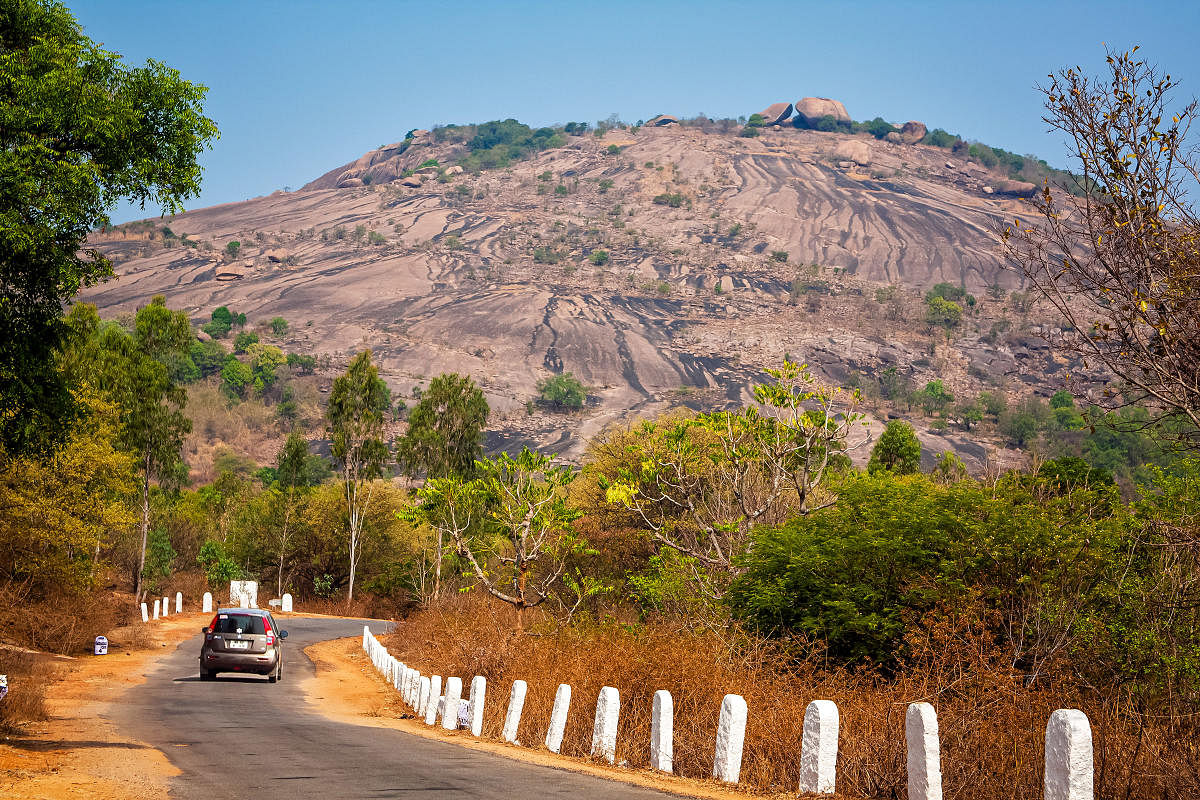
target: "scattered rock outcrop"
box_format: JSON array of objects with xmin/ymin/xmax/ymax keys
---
[
  {"xmin": 795, "ymin": 97, "xmax": 850, "ymax": 125},
  {"xmin": 400, "ymin": 175, "xmax": 424, "ymax": 188},
  {"xmin": 646, "ymin": 115, "xmax": 679, "ymax": 127},
  {"xmin": 214, "ymin": 264, "xmax": 245, "ymax": 281},
  {"xmin": 885, "ymin": 131, "xmax": 904, "ymax": 144},
  {"xmin": 265, "ymin": 249, "xmax": 289, "ymax": 263},
  {"xmin": 899, "ymin": 121, "xmax": 927, "ymax": 144},
  {"xmin": 337, "ymin": 177, "xmax": 364, "ymax": 188},
  {"xmin": 835, "ymin": 139, "xmax": 872, "ymax": 166},
  {"xmin": 756, "ymin": 102, "xmax": 793, "ymax": 126}
]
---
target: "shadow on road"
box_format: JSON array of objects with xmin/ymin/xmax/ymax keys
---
[
  {"xmin": 172, "ymin": 675, "xmax": 269, "ymax": 683},
  {"xmin": 7, "ymin": 738, "xmax": 153, "ymax": 752}
]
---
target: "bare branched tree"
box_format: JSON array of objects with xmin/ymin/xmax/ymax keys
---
[{"xmin": 1000, "ymin": 48, "xmax": 1200, "ymax": 444}]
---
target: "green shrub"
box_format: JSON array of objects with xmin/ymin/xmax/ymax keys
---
[
  {"xmin": 368, "ymin": 230, "xmax": 386, "ymax": 245},
  {"xmin": 606, "ymin": 144, "xmax": 620, "ymax": 155},
  {"xmin": 770, "ymin": 250, "xmax": 788, "ymax": 263},
  {"xmin": 233, "ymin": 331, "xmax": 259, "ymax": 353},
  {"xmin": 269, "ymin": 317, "xmax": 288, "ymax": 336},
  {"xmin": 537, "ymin": 372, "xmax": 586, "ymax": 410},
  {"xmin": 224, "ymin": 240, "xmax": 240, "ymax": 259},
  {"xmin": 746, "ymin": 113, "xmax": 765, "ymax": 128},
  {"xmin": 533, "ymin": 246, "xmax": 562, "ymax": 264},
  {"xmin": 598, "ymin": 179, "xmax": 614, "ymax": 193},
  {"xmin": 867, "ymin": 421, "xmax": 921, "ymax": 475},
  {"xmin": 652, "ymin": 192, "xmax": 685, "ymax": 208},
  {"xmin": 554, "ymin": 184, "xmax": 568, "ymax": 196},
  {"xmin": 588, "ymin": 250, "xmax": 609, "ymax": 266},
  {"xmin": 924, "ymin": 296, "xmax": 962, "ymax": 327},
  {"xmin": 739, "ymin": 126, "xmax": 759, "ymax": 138}
]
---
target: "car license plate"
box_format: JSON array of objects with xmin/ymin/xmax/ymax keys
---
[{"xmin": 228, "ymin": 640, "xmax": 249, "ymax": 649}]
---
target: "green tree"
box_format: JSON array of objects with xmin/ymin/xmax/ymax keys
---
[
  {"xmin": 0, "ymin": 0, "xmax": 218, "ymax": 455},
  {"xmin": 396, "ymin": 373, "xmax": 489, "ymax": 480},
  {"xmin": 867, "ymin": 420, "xmax": 921, "ymax": 475},
  {"xmin": 537, "ymin": 372, "xmax": 586, "ymax": 410},
  {"xmin": 916, "ymin": 380, "xmax": 954, "ymax": 416},
  {"xmin": 63, "ymin": 298, "xmax": 192, "ymax": 599},
  {"xmin": 269, "ymin": 316, "xmax": 288, "ymax": 336},
  {"xmin": 233, "ymin": 331, "xmax": 258, "ymax": 353},
  {"xmin": 221, "ymin": 357, "xmax": 252, "ymax": 398},
  {"xmin": 326, "ymin": 350, "xmax": 391, "ymax": 605},
  {"xmin": 224, "ymin": 240, "xmax": 240, "ymax": 259},
  {"xmin": 924, "ymin": 296, "xmax": 963, "ymax": 327},
  {"xmin": 269, "ymin": 432, "xmax": 312, "ymax": 596}
]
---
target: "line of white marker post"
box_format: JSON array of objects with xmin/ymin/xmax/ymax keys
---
[{"xmin": 359, "ymin": 626, "xmax": 1094, "ymax": 799}]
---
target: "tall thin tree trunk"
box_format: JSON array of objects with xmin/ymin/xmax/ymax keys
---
[
  {"xmin": 135, "ymin": 453, "xmax": 151, "ymax": 600},
  {"xmin": 434, "ymin": 529, "xmax": 443, "ymax": 601}
]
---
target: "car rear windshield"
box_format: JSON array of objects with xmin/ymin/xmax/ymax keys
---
[{"xmin": 213, "ymin": 614, "xmax": 266, "ymax": 635}]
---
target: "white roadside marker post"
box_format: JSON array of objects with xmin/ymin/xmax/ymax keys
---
[
  {"xmin": 175, "ymin": 592, "xmax": 182, "ymax": 613},
  {"xmin": 798, "ymin": 700, "xmax": 840, "ymax": 795},
  {"xmin": 713, "ymin": 694, "xmax": 748, "ymax": 783},
  {"xmin": 203, "ymin": 592, "xmax": 212, "ymax": 613},
  {"xmin": 1044, "ymin": 709, "xmax": 1093, "ymax": 800},
  {"xmin": 424, "ymin": 676, "xmax": 442, "ymax": 725},
  {"xmin": 503, "ymin": 680, "xmax": 527, "ymax": 744},
  {"xmin": 545, "ymin": 684, "xmax": 572, "ymax": 753},
  {"xmin": 906, "ymin": 702, "xmax": 943, "ymax": 800},
  {"xmin": 418, "ymin": 676, "xmax": 432, "ymax": 717},
  {"xmin": 469, "ymin": 676, "xmax": 486, "ymax": 737},
  {"xmin": 651, "ymin": 690, "xmax": 673, "ymax": 773},
  {"xmin": 441, "ymin": 677, "xmax": 463, "ymax": 730},
  {"xmin": 140, "ymin": 602, "xmax": 149, "ymax": 623},
  {"xmin": 591, "ymin": 686, "xmax": 620, "ymax": 765}
]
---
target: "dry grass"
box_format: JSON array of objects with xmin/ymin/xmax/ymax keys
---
[
  {"xmin": 382, "ymin": 594, "xmax": 1199, "ymax": 799},
  {"xmin": 0, "ymin": 651, "xmax": 51, "ymax": 733}
]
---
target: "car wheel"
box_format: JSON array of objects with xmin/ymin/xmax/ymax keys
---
[
  {"xmin": 200, "ymin": 669, "xmax": 213, "ymax": 681},
  {"xmin": 268, "ymin": 670, "xmax": 278, "ymax": 683}
]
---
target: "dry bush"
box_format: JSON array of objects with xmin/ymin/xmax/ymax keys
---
[
  {"xmin": 183, "ymin": 383, "xmax": 285, "ymax": 483},
  {"xmin": 382, "ymin": 594, "xmax": 1199, "ymax": 799},
  {"xmin": 0, "ymin": 584, "xmax": 135, "ymax": 655},
  {"xmin": 0, "ymin": 651, "xmax": 51, "ymax": 733}
]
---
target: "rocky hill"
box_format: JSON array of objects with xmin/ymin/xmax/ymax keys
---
[{"xmin": 83, "ymin": 111, "xmax": 1074, "ymax": 471}]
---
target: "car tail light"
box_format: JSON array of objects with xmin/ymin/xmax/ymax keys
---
[
  {"xmin": 265, "ymin": 633, "xmax": 275, "ymax": 645},
  {"xmin": 263, "ymin": 616, "xmax": 274, "ymax": 645}
]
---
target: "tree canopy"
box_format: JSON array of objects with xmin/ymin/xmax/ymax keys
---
[{"xmin": 0, "ymin": 0, "xmax": 218, "ymax": 455}]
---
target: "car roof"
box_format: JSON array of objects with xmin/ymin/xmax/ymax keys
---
[{"xmin": 215, "ymin": 607, "xmax": 272, "ymax": 616}]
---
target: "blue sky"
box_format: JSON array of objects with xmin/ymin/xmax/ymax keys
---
[{"xmin": 72, "ymin": 0, "xmax": 1200, "ymax": 223}]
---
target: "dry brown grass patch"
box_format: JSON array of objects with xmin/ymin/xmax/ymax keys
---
[{"xmin": 382, "ymin": 594, "xmax": 1199, "ymax": 799}]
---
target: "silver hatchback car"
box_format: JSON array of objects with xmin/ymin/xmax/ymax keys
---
[{"xmin": 199, "ymin": 608, "xmax": 288, "ymax": 682}]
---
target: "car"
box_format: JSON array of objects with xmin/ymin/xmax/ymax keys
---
[{"xmin": 199, "ymin": 607, "xmax": 288, "ymax": 682}]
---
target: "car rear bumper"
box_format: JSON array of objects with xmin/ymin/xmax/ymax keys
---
[{"xmin": 201, "ymin": 648, "xmax": 280, "ymax": 675}]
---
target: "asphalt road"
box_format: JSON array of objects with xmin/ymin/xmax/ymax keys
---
[{"xmin": 114, "ymin": 615, "xmax": 680, "ymax": 799}]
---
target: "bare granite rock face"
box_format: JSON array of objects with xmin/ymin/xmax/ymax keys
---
[
  {"xmin": 900, "ymin": 121, "xmax": 927, "ymax": 144},
  {"xmin": 755, "ymin": 102, "xmax": 793, "ymax": 126},
  {"xmin": 87, "ymin": 124, "xmax": 1064, "ymax": 468},
  {"xmin": 646, "ymin": 114, "xmax": 680, "ymax": 127},
  {"xmin": 795, "ymin": 97, "xmax": 850, "ymax": 125}
]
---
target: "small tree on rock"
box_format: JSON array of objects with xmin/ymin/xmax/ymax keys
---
[{"xmin": 868, "ymin": 420, "xmax": 922, "ymax": 475}]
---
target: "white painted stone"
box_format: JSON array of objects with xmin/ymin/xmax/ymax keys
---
[
  {"xmin": 442, "ymin": 677, "xmax": 463, "ymax": 730},
  {"xmin": 203, "ymin": 592, "xmax": 213, "ymax": 613},
  {"xmin": 281, "ymin": 593, "xmax": 292, "ymax": 613},
  {"xmin": 457, "ymin": 698, "xmax": 470, "ymax": 729},
  {"xmin": 363, "ymin": 625, "xmax": 370, "ymax": 650},
  {"xmin": 591, "ymin": 686, "xmax": 620, "ymax": 764},
  {"xmin": 545, "ymin": 684, "xmax": 572, "ymax": 753},
  {"xmin": 410, "ymin": 670, "xmax": 421, "ymax": 708},
  {"xmin": 1045, "ymin": 709, "xmax": 1093, "ymax": 800},
  {"xmin": 469, "ymin": 676, "xmax": 486, "ymax": 737},
  {"xmin": 503, "ymin": 680, "xmax": 527, "ymax": 744},
  {"xmin": 906, "ymin": 702, "xmax": 943, "ymax": 800},
  {"xmin": 140, "ymin": 602, "xmax": 149, "ymax": 623},
  {"xmin": 152, "ymin": 598, "xmax": 160, "ymax": 620},
  {"xmin": 230, "ymin": 580, "xmax": 258, "ymax": 608},
  {"xmin": 424, "ymin": 676, "xmax": 442, "ymax": 725},
  {"xmin": 799, "ymin": 699, "xmax": 839, "ymax": 794},
  {"xmin": 713, "ymin": 694, "xmax": 748, "ymax": 783},
  {"xmin": 651, "ymin": 690, "xmax": 673, "ymax": 773},
  {"xmin": 162, "ymin": 596, "xmax": 169, "ymax": 617},
  {"xmin": 419, "ymin": 676, "xmax": 432, "ymax": 716},
  {"xmin": 175, "ymin": 592, "xmax": 182, "ymax": 613}
]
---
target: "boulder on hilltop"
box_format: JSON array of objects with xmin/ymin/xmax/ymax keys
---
[
  {"xmin": 795, "ymin": 97, "xmax": 850, "ymax": 124},
  {"xmin": 835, "ymin": 139, "xmax": 872, "ymax": 166},
  {"xmin": 337, "ymin": 177, "xmax": 364, "ymax": 188},
  {"xmin": 994, "ymin": 179, "xmax": 1038, "ymax": 198},
  {"xmin": 646, "ymin": 115, "xmax": 679, "ymax": 127},
  {"xmin": 756, "ymin": 102, "xmax": 793, "ymax": 126},
  {"xmin": 900, "ymin": 121, "xmax": 927, "ymax": 144},
  {"xmin": 266, "ymin": 249, "xmax": 289, "ymax": 263},
  {"xmin": 885, "ymin": 131, "xmax": 904, "ymax": 143}
]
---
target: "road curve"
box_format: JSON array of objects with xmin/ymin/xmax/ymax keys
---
[{"xmin": 114, "ymin": 615, "xmax": 680, "ymax": 799}]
